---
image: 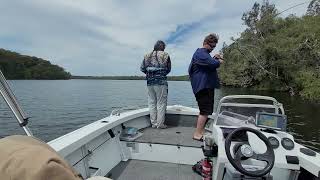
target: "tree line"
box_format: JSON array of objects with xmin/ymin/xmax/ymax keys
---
[
  {"xmin": 0, "ymin": 48, "xmax": 71, "ymax": 80},
  {"xmin": 219, "ymin": 0, "xmax": 320, "ymax": 101}
]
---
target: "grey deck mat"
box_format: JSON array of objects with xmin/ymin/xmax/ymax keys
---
[
  {"xmin": 129, "ymin": 126, "xmax": 203, "ymax": 148},
  {"xmin": 107, "ymin": 160, "xmax": 202, "ymax": 180}
]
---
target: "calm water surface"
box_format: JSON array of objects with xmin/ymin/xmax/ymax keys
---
[{"xmin": 0, "ymin": 80, "xmax": 319, "ymax": 152}]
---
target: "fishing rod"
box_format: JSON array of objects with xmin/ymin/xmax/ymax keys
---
[{"xmin": 275, "ymin": 1, "xmax": 311, "ymax": 17}]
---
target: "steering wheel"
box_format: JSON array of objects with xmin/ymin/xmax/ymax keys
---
[{"xmin": 225, "ymin": 127, "xmax": 275, "ymax": 177}]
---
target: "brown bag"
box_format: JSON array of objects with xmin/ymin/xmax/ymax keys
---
[{"xmin": 0, "ymin": 135, "xmax": 83, "ymax": 180}]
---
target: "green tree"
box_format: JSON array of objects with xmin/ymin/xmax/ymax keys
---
[
  {"xmin": 0, "ymin": 48, "xmax": 71, "ymax": 80},
  {"xmin": 220, "ymin": 1, "xmax": 320, "ymax": 101}
]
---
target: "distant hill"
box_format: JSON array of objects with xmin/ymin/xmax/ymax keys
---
[{"xmin": 0, "ymin": 48, "xmax": 71, "ymax": 80}]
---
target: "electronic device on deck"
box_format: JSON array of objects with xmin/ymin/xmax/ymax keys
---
[{"xmin": 255, "ymin": 112, "xmax": 287, "ymax": 131}]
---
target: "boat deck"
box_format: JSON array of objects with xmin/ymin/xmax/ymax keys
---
[
  {"xmin": 108, "ymin": 160, "xmax": 202, "ymax": 180},
  {"xmin": 115, "ymin": 125, "xmax": 204, "ymax": 179},
  {"xmin": 133, "ymin": 126, "xmax": 203, "ymax": 148},
  {"xmin": 114, "ymin": 115, "xmax": 203, "ymax": 180}
]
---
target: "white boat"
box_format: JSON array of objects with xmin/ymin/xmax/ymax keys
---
[{"xmin": 1, "ymin": 71, "xmax": 320, "ymax": 180}]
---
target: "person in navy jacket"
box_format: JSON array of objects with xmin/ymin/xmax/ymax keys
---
[{"xmin": 188, "ymin": 33, "xmax": 224, "ymax": 141}]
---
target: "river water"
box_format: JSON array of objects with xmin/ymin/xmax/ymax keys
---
[{"xmin": 0, "ymin": 80, "xmax": 319, "ymax": 152}]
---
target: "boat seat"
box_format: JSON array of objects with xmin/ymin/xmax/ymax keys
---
[{"xmin": 0, "ymin": 135, "xmax": 88, "ymax": 180}]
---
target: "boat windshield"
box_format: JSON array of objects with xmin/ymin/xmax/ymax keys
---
[{"xmin": 214, "ymin": 95, "xmax": 283, "ymax": 127}]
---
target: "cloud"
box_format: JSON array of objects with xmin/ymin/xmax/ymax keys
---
[{"xmin": 0, "ymin": 0, "xmax": 310, "ymax": 75}]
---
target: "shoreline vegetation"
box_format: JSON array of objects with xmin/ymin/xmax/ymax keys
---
[
  {"xmin": 0, "ymin": 48, "xmax": 71, "ymax": 80},
  {"xmin": 0, "ymin": 0, "xmax": 319, "ymax": 101},
  {"xmin": 219, "ymin": 0, "xmax": 320, "ymax": 101}
]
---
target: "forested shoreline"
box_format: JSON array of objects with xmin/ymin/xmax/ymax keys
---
[
  {"xmin": 0, "ymin": 49, "xmax": 71, "ymax": 80},
  {"xmin": 219, "ymin": 0, "xmax": 320, "ymax": 101}
]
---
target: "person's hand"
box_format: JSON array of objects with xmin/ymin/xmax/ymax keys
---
[
  {"xmin": 213, "ymin": 54, "xmax": 222, "ymax": 59},
  {"xmin": 213, "ymin": 54, "xmax": 224, "ymax": 64}
]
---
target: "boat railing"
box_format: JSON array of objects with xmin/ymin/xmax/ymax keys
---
[
  {"xmin": 109, "ymin": 106, "xmax": 146, "ymax": 117},
  {"xmin": 0, "ymin": 70, "xmax": 33, "ymax": 136},
  {"xmin": 109, "ymin": 109, "xmax": 121, "ymax": 116},
  {"xmin": 215, "ymin": 95, "xmax": 285, "ymax": 122}
]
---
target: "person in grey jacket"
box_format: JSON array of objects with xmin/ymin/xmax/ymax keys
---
[{"xmin": 141, "ymin": 40, "xmax": 171, "ymax": 128}]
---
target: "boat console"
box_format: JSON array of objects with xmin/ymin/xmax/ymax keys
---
[
  {"xmin": 212, "ymin": 126, "xmax": 300, "ymax": 180},
  {"xmin": 209, "ymin": 95, "xmax": 319, "ymax": 180}
]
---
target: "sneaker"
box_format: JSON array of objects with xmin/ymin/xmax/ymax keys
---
[
  {"xmin": 151, "ymin": 124, "xmax": 157, "ymax": 128},
  {"xmin": 157, "ymin": 124, "xmax": 167, "ymax": 129}
]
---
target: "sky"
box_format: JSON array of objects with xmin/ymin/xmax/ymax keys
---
[{"xmin": 0, "ymin": 0, "xmax": 310, "ymax": 76}]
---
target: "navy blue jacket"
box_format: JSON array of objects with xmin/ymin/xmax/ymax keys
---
[{"xmin": 188, "ymin": 48, "xmax": 221, "ymax": 95}]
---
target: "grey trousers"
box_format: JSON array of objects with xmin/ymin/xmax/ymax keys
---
[{"xmin": 147, "ymin": 85, "xmax": 168, "ymax": 127}]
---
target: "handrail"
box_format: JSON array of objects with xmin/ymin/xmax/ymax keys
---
[
  {"xmin": 218, "ymin": 95, "xmax": 278, "ymax": 103},
  {"xmin": 215, "ymin": 95, "xmax": 285, "ymax": 122},
  {"xmin": 0, "ymin": 70, "xmax": 33, "ymax": 136},
  {"xmin": 109, "ymin": 106, "xmax": 142, "ymax": 117}
]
